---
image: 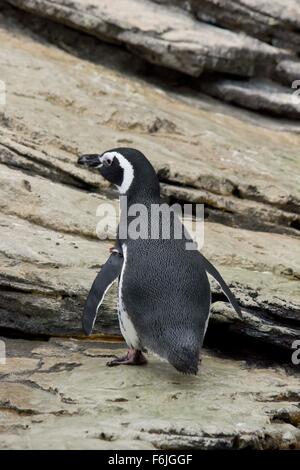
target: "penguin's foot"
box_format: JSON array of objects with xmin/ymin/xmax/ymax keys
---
[{"xmin": 106, "ymin": 349, "xmax": 147, "ymax": 367}]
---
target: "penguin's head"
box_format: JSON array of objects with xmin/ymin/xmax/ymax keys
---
[{"xmin": 78, "ymin": 148, "xmax": 160, "ymax": 199}]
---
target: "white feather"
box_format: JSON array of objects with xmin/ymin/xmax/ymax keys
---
[
  {"xmin": 203, "ymin": 294, "xmax": 212, "ymax": 337},
  {"xmin": 102, "ymin": 151, "xmax": 134, "ymax": 194},
  {"xmin": 118, "ymin": 244, "xmax": 140, "ymax": 349},
  {"xmin": 92, "ymin": 279, "xmax": 117, "ymax": 331}
]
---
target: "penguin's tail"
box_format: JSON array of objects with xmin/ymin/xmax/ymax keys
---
[
  {"xmin": 200, "ymin": 254, "xmax": 243, "ymax": 320},
  {"xmin": 168, "ymin": 346, "xmax": 199, "ymax": 375}
]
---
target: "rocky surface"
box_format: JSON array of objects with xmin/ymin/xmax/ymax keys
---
[
  {"xmin": 200, "ymin": 78, "xmax": 300, "ymax": 119},
  {"xmin": 5, "ymin": 0, "xmax": 285, "ymax": 78},
  {"xmin": 0, "ymin": 7, "xmax": 299, "ymax": 349},
  {"xmin": 0, "ymin": 337, "xmax": 300, "ymax": 450},
  {"xmin": 153, "ymin": 0, "xmax": 300, "ymax": 52},
  {"xmin": 276, "ymin": 59, "xmax": 300, "ymax": 85},
  {"xmin": 4, "ymin": 0, "xmax": 300, "ymax": 118}
]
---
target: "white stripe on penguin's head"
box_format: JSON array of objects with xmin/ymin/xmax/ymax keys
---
[{"xmin": 101, "ymin": 151, "xmax": 134, "ymax": 194}]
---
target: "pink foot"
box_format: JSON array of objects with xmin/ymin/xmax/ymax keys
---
[{"xmin": 106, "ymin": 349, "xmax": 147, "ymax": 367}]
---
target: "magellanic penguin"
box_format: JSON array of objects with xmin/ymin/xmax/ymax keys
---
[{"xmin": 78, "ymin": 148, "xmax": 242, "ymax": 374}]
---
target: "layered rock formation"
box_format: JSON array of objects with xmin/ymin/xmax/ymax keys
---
[
  {"xmin": 4, "ymin": 0, "xmax": 300, "ymax": 117},
  {"xmin": 5, "ymin": 0, "xmax": 285, "ymax": 77},
  {"xmin": 154, "ymin": 0, "xmax": 300, "ymax": 52}
]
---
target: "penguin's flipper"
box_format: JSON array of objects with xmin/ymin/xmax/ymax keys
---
[
  {"xmin": 200, "ymin": 253, "xmax": 243, "ymax": 319},
  {"xmin": 82, "ymin": 249, "xmax": 123, "ymax": 336}
]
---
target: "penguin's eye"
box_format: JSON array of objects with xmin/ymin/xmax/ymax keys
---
[{"xmin": 104, "ymin": 157, "xmax": 113, "ymax": 166}]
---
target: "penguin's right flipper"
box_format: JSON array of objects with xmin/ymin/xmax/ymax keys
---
[
  {"xmin": 200, "ymin": 253, "xmax": 243, "ymax": 319},
  {"xmin": 82, "ymin": 249, "xmax": 123, "ymax": 336}
]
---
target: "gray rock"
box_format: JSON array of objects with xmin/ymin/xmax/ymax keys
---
[
  {"xmin": 153, "ymin": 0, "xmax": 300, "ymax": 52},
  {"xmin": 276, "ymin": 59, "xmax": 300, "ymax": 85},
  {"xmin": 200, "ymin": 78, "xmax": 300, "ymax": 119},
  {"xmin": 0, "ymin": 337, "xmax": 300, "ymax": 449},
  {"xmin": 0, "ymin": 164, "xmax": 116, "ymax": 238},
  {"xmin": 5, "ymin": 0, "xmax": 284, "ymax": 78},
  {"xmin": 161, "ymin": 183, "xmax": 300, "ymax": 237},
  {"xmin": 0, "ymin": 212, "xmax": 119, "ymax": 336}
]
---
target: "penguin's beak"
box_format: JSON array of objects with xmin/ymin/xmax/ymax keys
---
[{"xmin": 77, "ymin": 154, "xmax": 102, "ymax": 167}]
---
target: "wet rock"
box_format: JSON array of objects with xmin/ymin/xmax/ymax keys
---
[
  {"xmin": 0, "ymin": 337, "xmax": 299, "ymax": 449},
  {"xmin": 0, "ymin": 381, "xmax": 76, "ymax": 416}
]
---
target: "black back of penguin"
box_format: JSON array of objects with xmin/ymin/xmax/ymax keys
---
[{"xmin": 121, "ymin": 235, "xmax": 211, "ymax": 374}]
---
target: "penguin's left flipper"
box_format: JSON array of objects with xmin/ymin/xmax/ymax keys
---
[
  {"xmin": 200, "ymin": 253, "xmax": 243, "ymax": 319},
  {"xmin": 82, "ymin": 249, "xmax": 123, "ymax": 336}
]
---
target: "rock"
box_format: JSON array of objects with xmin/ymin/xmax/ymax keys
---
[
  {"xmin": 0, "ymin": 164, "xmax": 117, "ymax": 239},
  {"xmin": 153, "ymin": 0, "xmax": 300, "ymax": 52},
  {"xmin": 276, "ymin": 59, "xmax": 300, "ymax": 85},
  {"xmin": 161, "ymin": 183, "xmax": 300, "ymax": 237},
  {"xmin": 5, "ymin": 0, "xmax": 285, "ymax": 78},
  {"xmin": 0, "ymin": 133, "xmax": 106, "ymax": 192},
  {"xmin": 4, "ymin": 0, "xmax": 300, "ymax": 119},
  {"xmin": 200, "ymin": 78, "xmax": 300, "ymax": 119},
  {"xmin": 1, "ymin": 337, "xmax": 300, "ymax": 449},
  {"xmin": 0, "ymin": 212, "xmax": 120, "ymax": 336}
]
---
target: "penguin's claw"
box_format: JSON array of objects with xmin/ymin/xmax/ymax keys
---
[{"xmin": 106, "ymin": 349, "xmax": 147, "ymax": 367}]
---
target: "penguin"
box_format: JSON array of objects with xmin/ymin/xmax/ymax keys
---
[{"xmin": 78, "ymin": 148, "xmax": 242, "ymax": 374}]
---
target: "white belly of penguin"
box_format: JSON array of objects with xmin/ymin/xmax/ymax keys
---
[{"xmin": 118, "ymin": 245, "xmax": 140, "ymax": 349}]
